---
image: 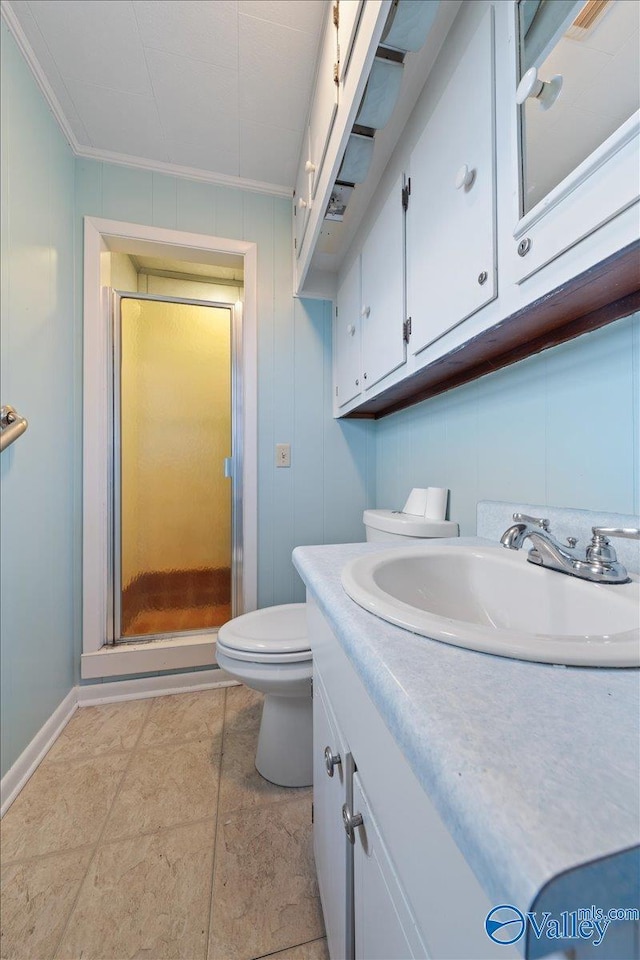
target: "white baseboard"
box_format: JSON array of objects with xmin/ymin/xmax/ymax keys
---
[
  {"xmin": 1, "ymin": 669, "xmax": 238, "ymax": 817},
  {"xmin": 1, "ymin": 688, "xmax": 78, "ymax": 817},
  {"xmin": 77, "ymin": 668, "xmax": 238, "ymax": 705}
]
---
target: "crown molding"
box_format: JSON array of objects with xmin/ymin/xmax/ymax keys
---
[
  {"xmin": 1, "ymin": 0, "xmax": 81, "ymax": 152},
  {"xmin": 73, "ymin": 143, "xmax": 293, "ymax": 199},
  {"xmin": 1, "ymin": 0, "xmax": 294, "ymax": 200}
]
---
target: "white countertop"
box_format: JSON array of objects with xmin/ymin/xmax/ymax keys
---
[{"xmin": 293, "ymin": 536, "xmax": 640, "ymax": 930}]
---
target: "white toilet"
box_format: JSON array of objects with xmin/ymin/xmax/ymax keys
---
[
  {"xmin": 216, "ymin": 510, "xmax": 459, "ymax": 789},
  {"xmin": 215, "ymin": 603, "xmax": 313, "ymax": 787}
]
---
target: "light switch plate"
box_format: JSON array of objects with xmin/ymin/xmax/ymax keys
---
[{"xmin": 276, "ymin": 443, "xmax": 291, "ymax": 467}]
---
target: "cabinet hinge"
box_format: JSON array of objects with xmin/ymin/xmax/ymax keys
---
[
  {"xmin": 333, "ymin": 2, "xmax": 339, "ymax": 28},
  {"xmin": 333, "ymin": 62, "xmax": 339, "ymax": 85},
  {"xmin": 403, "ymin": 317, "xmax": 412, "ymax": 343},
  {"xmin": 401, "ymin": 178, "xmax": 411, "ymax": 211}
]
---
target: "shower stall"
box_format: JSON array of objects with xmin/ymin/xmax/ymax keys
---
[{"xmin": 111, "ymin": 293, "xmax": 242, "ymax": 643}]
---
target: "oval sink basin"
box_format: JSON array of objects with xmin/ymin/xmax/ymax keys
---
[{"xmin": 341, "ymin": 545, "xmax": 640, "ymax": 666}]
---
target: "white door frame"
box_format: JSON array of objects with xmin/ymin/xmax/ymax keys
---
[{"xmin": 81, "ymin": 217, "xmax": 257, "ymax": 679}]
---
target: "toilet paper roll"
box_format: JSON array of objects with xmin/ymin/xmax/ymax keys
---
[
  {"xmin": 424, "ymin": 487, "xmax": 448, "ymax": 521},
  {"xmin": 402, "ymin": 487, "xmax": 429, "ymax": 516}
]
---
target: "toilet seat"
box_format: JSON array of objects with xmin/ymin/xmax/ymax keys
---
[
  {"xmin": 216, "ymin": 603, "xmax": 311, "ymax": 663},
  {"xmin": 216, "ymin": 639, "xmax": 312, "ymax": 664}
]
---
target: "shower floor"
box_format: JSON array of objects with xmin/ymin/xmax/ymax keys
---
[{"xmin": 121, "ymin": 566, "xmax": 231, "ymax": 637}]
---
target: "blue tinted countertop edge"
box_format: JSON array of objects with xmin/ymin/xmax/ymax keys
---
[{"xmin": 292, "ymin": 528, "xmax": 640, "ymax": 937}]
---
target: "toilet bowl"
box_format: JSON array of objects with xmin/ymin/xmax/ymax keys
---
[{"xmin": 215, "ymin": 603, "xmax": 312, "ymax": 787}]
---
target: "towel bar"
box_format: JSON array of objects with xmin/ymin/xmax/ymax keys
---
[{"xmin": 0, "ymin": 405, "xmax": 28, "ymax": 452}]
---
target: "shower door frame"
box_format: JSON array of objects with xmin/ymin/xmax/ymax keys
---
[
  {"xmin": 81, "ymin": 216, "xmax": 258, "ymax": 680},
  {"xmin": 110, "ymin": 291, "xmax": 243, "ymax": 645}
]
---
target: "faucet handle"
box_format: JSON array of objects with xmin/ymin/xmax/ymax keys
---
[
  {"xmin": 587, "ymin": 527, "xmax": 640, "ymax": 565},
  {"xmin": 591, "ymin": 527, "xmax": 640, "ymax": 541},
  {"xmin": 513, "ymin": 513, "xmax": 550, "ymax": 530}
]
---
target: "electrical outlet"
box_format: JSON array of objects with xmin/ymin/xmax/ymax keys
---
[{"xmin": 276, "ymin": 443, "xmax": 291, "ymax": 467}]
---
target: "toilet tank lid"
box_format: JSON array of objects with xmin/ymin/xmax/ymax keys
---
[{"xmin": 363, "ymin": 509, "xmax": 459, "ymax": 538}]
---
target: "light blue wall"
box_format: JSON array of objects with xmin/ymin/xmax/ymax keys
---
[
  {"xmin": 74, "ymin": 161, "xmax": 376, "ymax": 623},
  {"xmin": 1, "ymin": 24, "xmax": 77, "ymax": 776},
  {"xmin": 376, "ymin": 313, "xmax": 640, "ymax": 535}
]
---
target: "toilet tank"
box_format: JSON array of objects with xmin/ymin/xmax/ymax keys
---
[{"xmin": 363, "ymin": 509, "xmax": 459, "ymax": 542}]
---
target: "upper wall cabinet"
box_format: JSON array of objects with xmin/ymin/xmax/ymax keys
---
[
  {"xmin": 510, "ymin": 0, "xmax": 640, "ymax": 282},
  {"xmin": 328, "ymin": 0, "xmax": 639, "ymax": 419},
  {"xmin": 361, "ymin": 174, "xmax": 406, "ymax": 389},
  {"xmin": 335, "ymin": 254, "xmax": 363, "ymax": 408},
  {"xmin": 407, "ymin": 8, "xmax": 496, "ymax": 357},
  {"xmin": 334, "ymin": 173, "xmax": 406, "ymax": 411}
]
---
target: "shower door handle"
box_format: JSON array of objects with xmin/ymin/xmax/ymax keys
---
[{"xmin": 223, "ymin": 457, "xmax": 234, "ymax": 478}]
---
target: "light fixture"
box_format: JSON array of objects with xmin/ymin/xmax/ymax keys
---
[
  {"xmin": 356, "ymin": 57, "xmax": 404, "ymax": 130},
  {"xmin": 325, "ymin": 183, "xmax": 355, "ymax": 221},
  {"xmin": 381, "ymin": 0, "xmax": 440, "ymax": 53},
  {"xmin": 338, "ymin": 134, "xmax": 375, "ymax": 184}
]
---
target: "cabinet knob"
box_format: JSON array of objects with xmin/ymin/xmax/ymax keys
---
[
  {"xmin": 298, "ymin": 197, "xmax": 307, "ymax": 210},
  {"xmin": 455, "ymin": 164, "xmax": 475, "ymax": 190},
  {"xmin": 355, "ymin": 379, "xmax": 360, "ymax": 386},
  {"xmin": 516, "ymin": 67, "xmax": 563, "ymax": 111},
  {"xmin": 324, "ymin": 746, "xmax": 342, "ymax": 777},
  {"xmin": 361, "ymin": 305, "xmax": 371, "ymax": 318},
  {"xmin": 305, "ymin": 160, "xmax": 316, "ymax": 174},
  {"xmin": 342, "ymin": 802, "xmax": 363, "ymax": 844},
  {"xmin": 346, "ymin": 323, "xmax": 356, "ymax": 336}
]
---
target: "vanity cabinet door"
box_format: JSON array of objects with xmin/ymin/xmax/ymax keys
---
[
  {"xmin": 352, "ymin": 773, "xmax": 429, "ymax": 960},
  {"xmin": 313, "ymin": 674, "xmax": 353, "ymax": 960},
  {"xmin": 361, "ymin": 175, "xmax": 406, "ymax": 390},
  {"xmin": 407, "ymin": 7, "xmax": 496, "ymax": 357},
  {"xmin": 335, "ymin": 255, "xmax": 362, "ymax": 408}
]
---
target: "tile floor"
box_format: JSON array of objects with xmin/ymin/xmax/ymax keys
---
[{"xmin": 0, "ymin": 686, "xmax": 327, "ymax": 960}]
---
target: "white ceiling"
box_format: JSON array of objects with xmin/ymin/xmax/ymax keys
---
[{"xmin": 5, "ymin": 0, "xmax": 326, "ymax": 193}]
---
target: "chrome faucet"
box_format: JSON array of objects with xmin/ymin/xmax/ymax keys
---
[{"xmin": 500, "ymin": 513, "xmax": 640, "ymax": 584}]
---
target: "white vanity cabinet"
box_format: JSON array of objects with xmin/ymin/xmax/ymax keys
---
[
  {"xmin": 309, "ymin": 597, "xmax": 518, "ymax": 960},
  {"xmin": 313, "ymin": 673, "xmax": 353, "ymax": 960},
  {"xmin": 407, "ymin": 7, "xmax": 497, "ymax": 357},
  {"xmin": 351, "ymin": 773, "xmax": 429, "ymax": 960}
]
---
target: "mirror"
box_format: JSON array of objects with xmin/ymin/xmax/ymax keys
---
[{"xmin": 518, "ymin": 0, "xmax": 639, "ymax": 214}]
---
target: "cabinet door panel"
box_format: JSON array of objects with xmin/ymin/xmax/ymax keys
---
[
  {"xmin": 309, "ymin": 14, "xmax": 339, "ymax": 202},
  {"xmin": 361, "ymin": 175, "xmax": 406, "ymax": 389},
  {"xmin": 353, "ymin": 773, "xmax": 429, "ymax": 960},
  {"xmin": 313, "ymin": 675, "xmax": 353, "ymax": 960},
  {"xmin": 407, "ymin": 8, "xmax": 496, "ymax": 356},
  {"xmin": 338, "ymin": 0, "xmax": 364, "ymax": 85},
  {"xmin": 335, "ymin": 256, "xmax": 362, "ymax": 407},
  {"xmin": 294, "ymin": 128, "xmax": 311, "ymax": 259}
]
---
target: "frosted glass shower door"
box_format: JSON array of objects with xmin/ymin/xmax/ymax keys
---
[{"xmin": 116, "ymin": 296, "xmax": 233, "ymax": 640}]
